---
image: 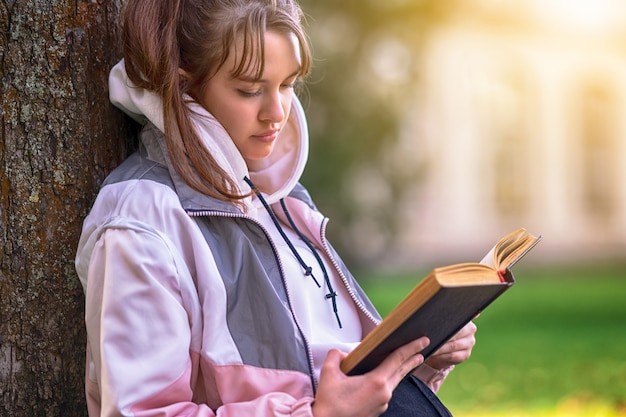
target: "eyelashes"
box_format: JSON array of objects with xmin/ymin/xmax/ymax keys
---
[
  {"xmin": 237, "ymin": 89, "xmax": 262, "ymax": 98},
  {"xmin": 237, "ymin": 83, "xmax": 295, "ymax": 98}
]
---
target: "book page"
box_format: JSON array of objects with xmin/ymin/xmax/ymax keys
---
[
  {"xmin": 480, "ymin": 246, "xmax": 496, "ymax": 267},
  {"xmin": 436, "ymin": 263, "xmax": 501, "ymax": 286},
  {"xmin": 479, "ymin": 229, "xmax": 526, "ymax": 267},
  {"xmin": 492, "ymin": 228, "xmax": 541, "ymax": 270}
]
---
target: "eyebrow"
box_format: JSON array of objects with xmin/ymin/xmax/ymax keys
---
[{"xmin": 236, "ymin": 68, "xmax": 301, "ymax": 84}]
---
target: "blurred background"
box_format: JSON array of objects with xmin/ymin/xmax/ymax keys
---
[
  {"xmin": 297, "ymin": 0, "xmax": 626, "ymax": 270},
  {"xmin": 296, "ymin": 1, "xmax": 626, "ymax": 415}
]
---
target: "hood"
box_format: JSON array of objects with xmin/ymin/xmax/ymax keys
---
[{"xmin": 108, "ymin": 60, "xmax": 309, "ymax": 213}]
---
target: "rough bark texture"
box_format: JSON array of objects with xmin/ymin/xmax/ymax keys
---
[{"xmin": 0, "ymin": 1, "xmax": 133, "ymax": 415}]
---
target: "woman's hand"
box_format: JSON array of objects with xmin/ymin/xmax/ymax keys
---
[
  {"xmin": 312, "ymin": 337, "xmax": 430, "ymax": 417},
  {"xmin": 426, "ymin": 321, "xmax": 477, "ymax": 370}
]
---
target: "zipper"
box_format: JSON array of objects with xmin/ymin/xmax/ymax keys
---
[
  {"xmin": 318, "ymin": 217, "xmax": 381, "ymax": 326},
  {"xmin": 186, "ymin": 208, "xmax": 319, "ymax": 391}
]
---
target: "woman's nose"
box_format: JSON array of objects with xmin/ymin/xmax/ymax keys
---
[{"xmin": 259, "ymin": 91, "xmax": 286, "ymax": 123}]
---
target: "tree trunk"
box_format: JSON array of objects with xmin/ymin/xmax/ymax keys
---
[{"xmin": 0, "ymin": 1, "xmax": 133, "ymax": 415}]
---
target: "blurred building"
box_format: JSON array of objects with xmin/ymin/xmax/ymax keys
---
[{"xmin": 394, "ymin": 0, "xmax": 626, "ymax": 265}]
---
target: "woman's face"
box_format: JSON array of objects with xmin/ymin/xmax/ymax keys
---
[{"xmin": 198, "ymin": 30, "xmax": 302, "ymax": 163}]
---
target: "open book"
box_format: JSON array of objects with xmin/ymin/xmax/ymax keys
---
[{"xmin": 341, "ymin": 228, "xmax": 542, "ymax": 376}]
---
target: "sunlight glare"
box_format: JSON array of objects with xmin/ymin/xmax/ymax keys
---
[{"xmin": 532, "ymin": 0, "xmax": 622, "ymax": 33}]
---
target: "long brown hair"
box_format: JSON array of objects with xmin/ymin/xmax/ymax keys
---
[{"xmin": 120, "ymin": 0, "xmax": 312, "ymax": 202}]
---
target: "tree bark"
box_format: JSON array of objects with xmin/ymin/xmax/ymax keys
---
[{"xmin": 0, "ymin": 1, "xmax": 133, "ymax": 415}]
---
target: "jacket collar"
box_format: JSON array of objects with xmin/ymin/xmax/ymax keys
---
[{"xmin": 139, "ymin": 122, "xmax": 241, "ymax": 214}]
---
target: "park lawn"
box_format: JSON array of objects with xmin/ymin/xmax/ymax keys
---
[{"xmin": 358, "ymin": 262, "xmax": 626, "ymax": 416}]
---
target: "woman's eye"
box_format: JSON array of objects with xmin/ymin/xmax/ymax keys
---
[
  {"xmin": 282, "ymin": 79, "xmax": 299, "ymax": 90},
  {"xmin": 237, "ymin": 89, "xmax": 262, "ymax": 98}
]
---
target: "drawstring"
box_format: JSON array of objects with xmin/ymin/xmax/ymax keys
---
[
  {"xmin": 244, "ymin": 177, "xmax": 342, "ymax": 328},
  {"xmin": 279, "ymin": 199, "xmax": 342, "ymax": 329},
  {"xmin": 244, "ymin": 177, "xmax": 321, "ymax": 287}
]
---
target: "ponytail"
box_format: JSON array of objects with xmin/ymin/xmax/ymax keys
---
[{"xmin": 122, "ymin": 0, "xmax": 242, "ymax": 202}]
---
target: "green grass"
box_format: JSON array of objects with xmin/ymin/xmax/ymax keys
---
[{"xmin": 358, "ymin": 262, "xmax": 626, "ymax": 416}]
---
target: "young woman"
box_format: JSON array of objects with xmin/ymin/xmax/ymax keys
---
[{"xmin": 75, "ymin": 0, "xmax": 477, "ymax": 416}]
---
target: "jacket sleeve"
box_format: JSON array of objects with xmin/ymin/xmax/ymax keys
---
[
  {"xmin": 83, "ymin": 222, "xmax": 315, "ymax": 417},
  {"xmin": 413, "ymin": 364, "xmax": 454, "ymax": 393}
]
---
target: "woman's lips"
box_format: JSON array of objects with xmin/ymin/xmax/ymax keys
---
[{"xmin": 253, "ymin": 130, "xmax": 279, "ymax": 142}]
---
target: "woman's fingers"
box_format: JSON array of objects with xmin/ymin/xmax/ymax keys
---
[
  {"xmin": 314, "ymin": 338, "xmax": 432, "ymax": 417},
  {"xmin": 374, "ymin": 336, "xmax": 430, "ymax": 385},
  {"xmin": 426, "ymin": 322, "xmax": 477, "ymax": 369}
]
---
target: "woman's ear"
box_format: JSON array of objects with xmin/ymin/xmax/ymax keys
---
[
  {"xmin": 178, "ymin": 68, "xmax": 191, "ymax": 83},
  {"xmin": 178, "ymin": 68, "xmax": 196, "ymax": 97}
]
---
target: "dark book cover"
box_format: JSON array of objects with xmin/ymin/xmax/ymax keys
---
[{"xmin": 344, "ymin": 270, "xmax": 514, "ymax": 376}]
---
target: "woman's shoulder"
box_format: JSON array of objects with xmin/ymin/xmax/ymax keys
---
[
  {"xmin": 289, "ymin": 182, "xmax": 319, "ymax": 211},
  {"xmin": 103, "ymin": 148, "xmax": 171, "ymax": 188},
  {"xmin": 95, "ymin": 177, "xmax": 183, "ymax": 219}
]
